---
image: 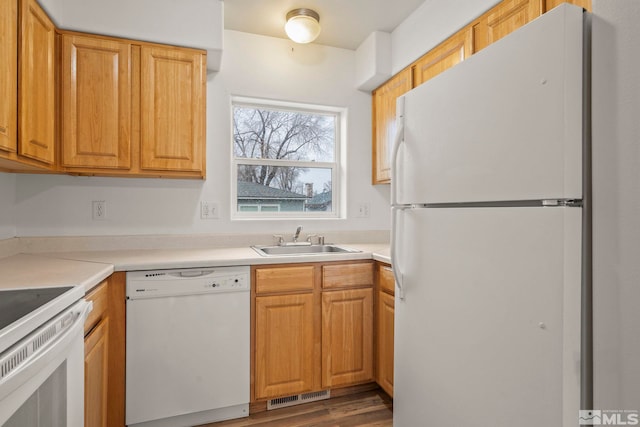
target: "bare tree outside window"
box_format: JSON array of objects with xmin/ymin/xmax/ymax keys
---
[{"xmin": 232, "ymin": 100, "xmax": 341, "ymax": 217}]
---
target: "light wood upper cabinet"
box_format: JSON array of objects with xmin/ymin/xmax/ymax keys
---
[
  {"xmin": 254, "ymin": 293, "xmax": 316, "ymax": 400},
  {"xmin": 376, "ymin": 289, "xmax": 394, "ymax": 397},
  {"xmin": 321, "ymin": 288, "xmax": 373, "ymax": 388},
  {"xmin": 19, "ymin": 0, "xmax": 55, "ymax": 165},
  {"xmin": 372, "ymin": 68, "xmax": 412, "ymax": 184},
  {"xmin": 57, "ymin": 33, "xmax": 206, "ymax": 178},
  {"xmin": 412, "ymin": 27, "xmax": 473, "ymax": 87},
  {"xmin": 0, "ymin": 0, "xmax": 18, "ymax": 154},
  {"xmin": 473, "ymin": 0, "xmax": 544, "ymax": 52},
  {"xmin": 140, "ymin": 46, "xmax": 205, "ymax": 174},
  {"xmin": 545, "ymin": 0, "xmax": 591, "ymax": 12},
  {"xmin": 61, "ymin": 34, "xmax": 131, "ymax": 169}
]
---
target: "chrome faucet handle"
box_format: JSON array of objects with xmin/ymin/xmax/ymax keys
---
[
  {"xmin": 273, "ymin": 234, "xmax": 285, "ymax": 246},
  {"xmin": 306, "ymin": 234, "xmax": 318, "ymax": 244}
]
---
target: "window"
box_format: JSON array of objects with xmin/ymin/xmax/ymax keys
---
[{"xmin": 231, "ymin": 97, "xmax": 344, "ymax": 218}]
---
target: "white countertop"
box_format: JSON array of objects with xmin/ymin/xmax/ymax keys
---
[
  {"xmin": 0, "ymin": 254, "xmax": 114, "ymax": 292},
  {"xmin": 0, "ymin": 243, "xmax": 390, "ymax": 295},
  {"xmin": 41, "ymin": 243, "xmax": 391, "ymax": 271}
]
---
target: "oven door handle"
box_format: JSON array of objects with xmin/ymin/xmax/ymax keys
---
[{"xmin": 0, "ymin": 300, "xmax": 92, "ymax": 403}]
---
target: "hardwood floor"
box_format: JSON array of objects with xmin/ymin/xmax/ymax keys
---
[{"xmin": 200, "ymin": 389, "xmax": 393, "ymax": 427}]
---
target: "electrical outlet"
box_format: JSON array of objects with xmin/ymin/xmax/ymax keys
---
[
  {"xmin": 200, "ymin": 201, "xmax": 219, "ymax": 219},
  {"xmin": 92, "ymin": 200, "xmax": 107, "ymax": 220},
  {"xmin": 356, "ymin": 202, "xmax": 370, "ymax": 218}
]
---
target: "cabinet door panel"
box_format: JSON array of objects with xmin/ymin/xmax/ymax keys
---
[
  {"xmin": 473, "ymin": 0, "xmax": 544, "ymax": 52},
  {"xmin": 19, "ymin": 0, "xmax": 55, "ymax": 164},
  {"xmin": 0, "ymin": 0, "xmax": 17, "ymax": 153},
  {"xmin": 61, "ymin": 34, "xmax": 131, "ymax": 169},
  {"xmin": 255, "ymin": 293, "xmax": 316, "ymax": 399},
  {"xmin": 377, "ymin": 291, "xmax": 394, "ymax": 397},
  {"xmin": 322, "ymin": 262, "xmax": 373, "ymax": 289},
  {"xmin": 372, "ymin": 69, "xmax": 411, "ymax": 184},
  {"xmin": 377, "ymin": 263, "xmax": 395, "ymax": 295},
  {"xmin": 140, "ymin": 46, "xmax": 205, "ymax": 173},
  {"xmin": 321, "ymin": 288, "xmax": 373, "ymax": 388},
  {"xmin": 255, "ymin": 266, "xmax": 315, "ymax": 294},
  {"xmin": 85, "ymin": 318, "xmax": 110, "ymax": 427},
  {"xmin": 413, "ymin": 27, "xmax": 473, "ymax": 87},
  {"xmin": 545, "ymin": 0, "xmax": 591, "ymax": 12}
]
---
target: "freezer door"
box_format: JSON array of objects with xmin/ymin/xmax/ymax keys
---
[
  {"xmin": 393, "ymin": 207, "xmax": 582, "ymax": 427},
  {"xmin": 396, "ymin": 5, "xmax": 584, "ymax": 205}
]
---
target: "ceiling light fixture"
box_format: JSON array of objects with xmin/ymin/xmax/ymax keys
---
[{"xmin": 285, "ymin": 8, "xmax": 321, "ymax": 44}]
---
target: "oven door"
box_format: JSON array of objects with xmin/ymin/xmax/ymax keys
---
[{"xmin": 0, "ymin": 299, "xmax": 91, "ymax": 427}]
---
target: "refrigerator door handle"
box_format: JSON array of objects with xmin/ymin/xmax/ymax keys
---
[
  {"xmin": 391, "ymin": 206, "xmax": 406, "ymax": 300},
  {"xmin": 390, "ymin": 97, "xmax": 405, "ymax": 207}
]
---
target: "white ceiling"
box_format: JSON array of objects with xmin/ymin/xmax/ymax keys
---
[{"xmin": 223, "ymin": 0, "xmax": 427, "ymax": 50}]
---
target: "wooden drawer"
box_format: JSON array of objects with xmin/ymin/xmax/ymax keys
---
[
  {"xmin": 322, "ymin": 262, "xmax": 373, "ymax": 289},
  {"xmin": 84, "ymin": 280, "xmax": 108, "ymax": 335},
  {"xmin": 377, "ymin": 263, "xmax": 395, "ymax": 295},
  {"xmin": 255, "ymin": 266, "xmax": 315, "ymax": 294}
]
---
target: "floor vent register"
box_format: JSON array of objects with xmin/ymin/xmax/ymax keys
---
[{"xmin": 267, "ymin": 390, "xmax": 331, "ymax": 410}]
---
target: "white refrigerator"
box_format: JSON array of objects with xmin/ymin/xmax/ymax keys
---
[{"xmin": 390, "ymin": 4, "xmax": 590, "ymax": 427}]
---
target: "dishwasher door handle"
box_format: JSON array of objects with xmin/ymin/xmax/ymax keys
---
[{"xmin": 176, "ymin": 270, "xmax": 211, "ymax": 278}]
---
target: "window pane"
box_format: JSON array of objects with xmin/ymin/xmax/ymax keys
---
[
  {"xmin": 233, "ymin": 105, "xmax": 335, "ymax": 162},
  {"xmin": 237, "ymin": 165, "xmax": 333, "ymax": 213}
]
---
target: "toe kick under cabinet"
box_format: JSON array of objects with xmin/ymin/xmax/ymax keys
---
[{"xmin": 252, "ymin": 261, "xmax": 375, "ymax": 402}]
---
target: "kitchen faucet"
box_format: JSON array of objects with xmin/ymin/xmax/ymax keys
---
[{"xmin": 293, "ymin": 226, "xmax": 302, "ymax": 242}]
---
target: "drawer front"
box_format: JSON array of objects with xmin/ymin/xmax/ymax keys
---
[
  {"xmin": 377, "ymin": 263, "xmax": 395, "ymax": 295},
  {"xmin": 322, "ymin": 262, "xmax": 373, "ymax": 289},
  {"xmin": 255, "ymin": 266, "xmax": 315, "ymax": 294},
  {"xmin": 84, "ymin": 280, "xmax": 108, "ymax": 335}
]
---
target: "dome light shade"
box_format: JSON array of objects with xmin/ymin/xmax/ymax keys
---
[{"xmin": 285, "ymin": 8, "xmax": 321, "ymax": 44}]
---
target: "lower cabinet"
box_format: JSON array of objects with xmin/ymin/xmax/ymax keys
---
[
  {"xmin": 254, "ymin": 293, "xmax": 316, "ymax": 400},
  {"xmin": 83, "ymin": 273, "xmax": 126, "ymax": 427},
  {"xmin": 252, "ymin": 261, "xmax": 374, "ymax": 401},
  {"xmin": 321, "ymin": 288, "xmax": 373, "ymax": 388},
  {"xmin": 375, "ymin": 262, "xmax": 395, "ymax": 397},
  {"xmin": 376, "ymin": 290, "xmax": 394, "ymax": 397},
  {"xmin": 84, "ymin": 318, "xmax": 109, "ymax": 427}
]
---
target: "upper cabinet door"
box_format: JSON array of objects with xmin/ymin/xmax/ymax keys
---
[
  {"xmin": 372, "ymin": 68, "xmax": 412, "ymax": 184},
  {"xmin": 19, "ymin": 0, "xmax": 55, "ymax": 164},
  {"xmin": 412, "ymin": 27, "xmax": 473, "ymax": 87},
  {"xmin": 545, "ymin": 0, "xmax": 591, "ymax": 12},
  {"xmin": 139, "ymin": 46, "xmax": 205, "ymax": 174},
  {"xmin": 473, "ymin": 0, "xmax": 544, "ymax": 52},
  {"xmin": 61, "ymin": 34, "xmax": 132, "ymax": 169},
  {"xmin": 0, "ymin": 0, "xmax": 17, "ymax": 153}
]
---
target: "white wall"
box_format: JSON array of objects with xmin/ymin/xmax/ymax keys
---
[
  {"xmin": 592, "ymin": 0, "xmax": 640, "ymax": 411},
  {"xmin": 38, "ymin": 0, "xmax": 223, "ymax": 70},
  {"xmin": 0, "ymin": 174, "xmax": 16, "ymax": 239},
  {"xmin": 391, "ymin": 0, "xmax": 500, "ymax": 73},
  {"xmin": 13, "ymin": 30, "xmax": 390, "ymax": 237}
]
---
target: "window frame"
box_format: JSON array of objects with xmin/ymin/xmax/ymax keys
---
[{"xmin": 231, "ymin": 96, "xmax": 346, "ymax": 220}]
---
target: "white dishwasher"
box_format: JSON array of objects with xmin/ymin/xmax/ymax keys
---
[{"xmin": 125, "ymin": 266, "xmax": 250, "ymax": 427}]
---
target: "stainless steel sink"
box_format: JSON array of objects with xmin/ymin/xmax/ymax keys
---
[{"xmin": 251, "ymin": 244, "xmax": 361, "ymax": 257}]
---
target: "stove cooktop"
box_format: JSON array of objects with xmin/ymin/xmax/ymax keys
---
[
  {"xmin": 0, "ymin": 287, "xmax": 74, "ymax": 330},
  {"xmin": 0, "ymin": 285, "xmax": 84, "ymax": 354}
]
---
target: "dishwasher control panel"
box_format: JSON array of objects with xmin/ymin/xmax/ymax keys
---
[{"xmin": 126, "ymin": 266, "xmax": 250, "ymax": 300}]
